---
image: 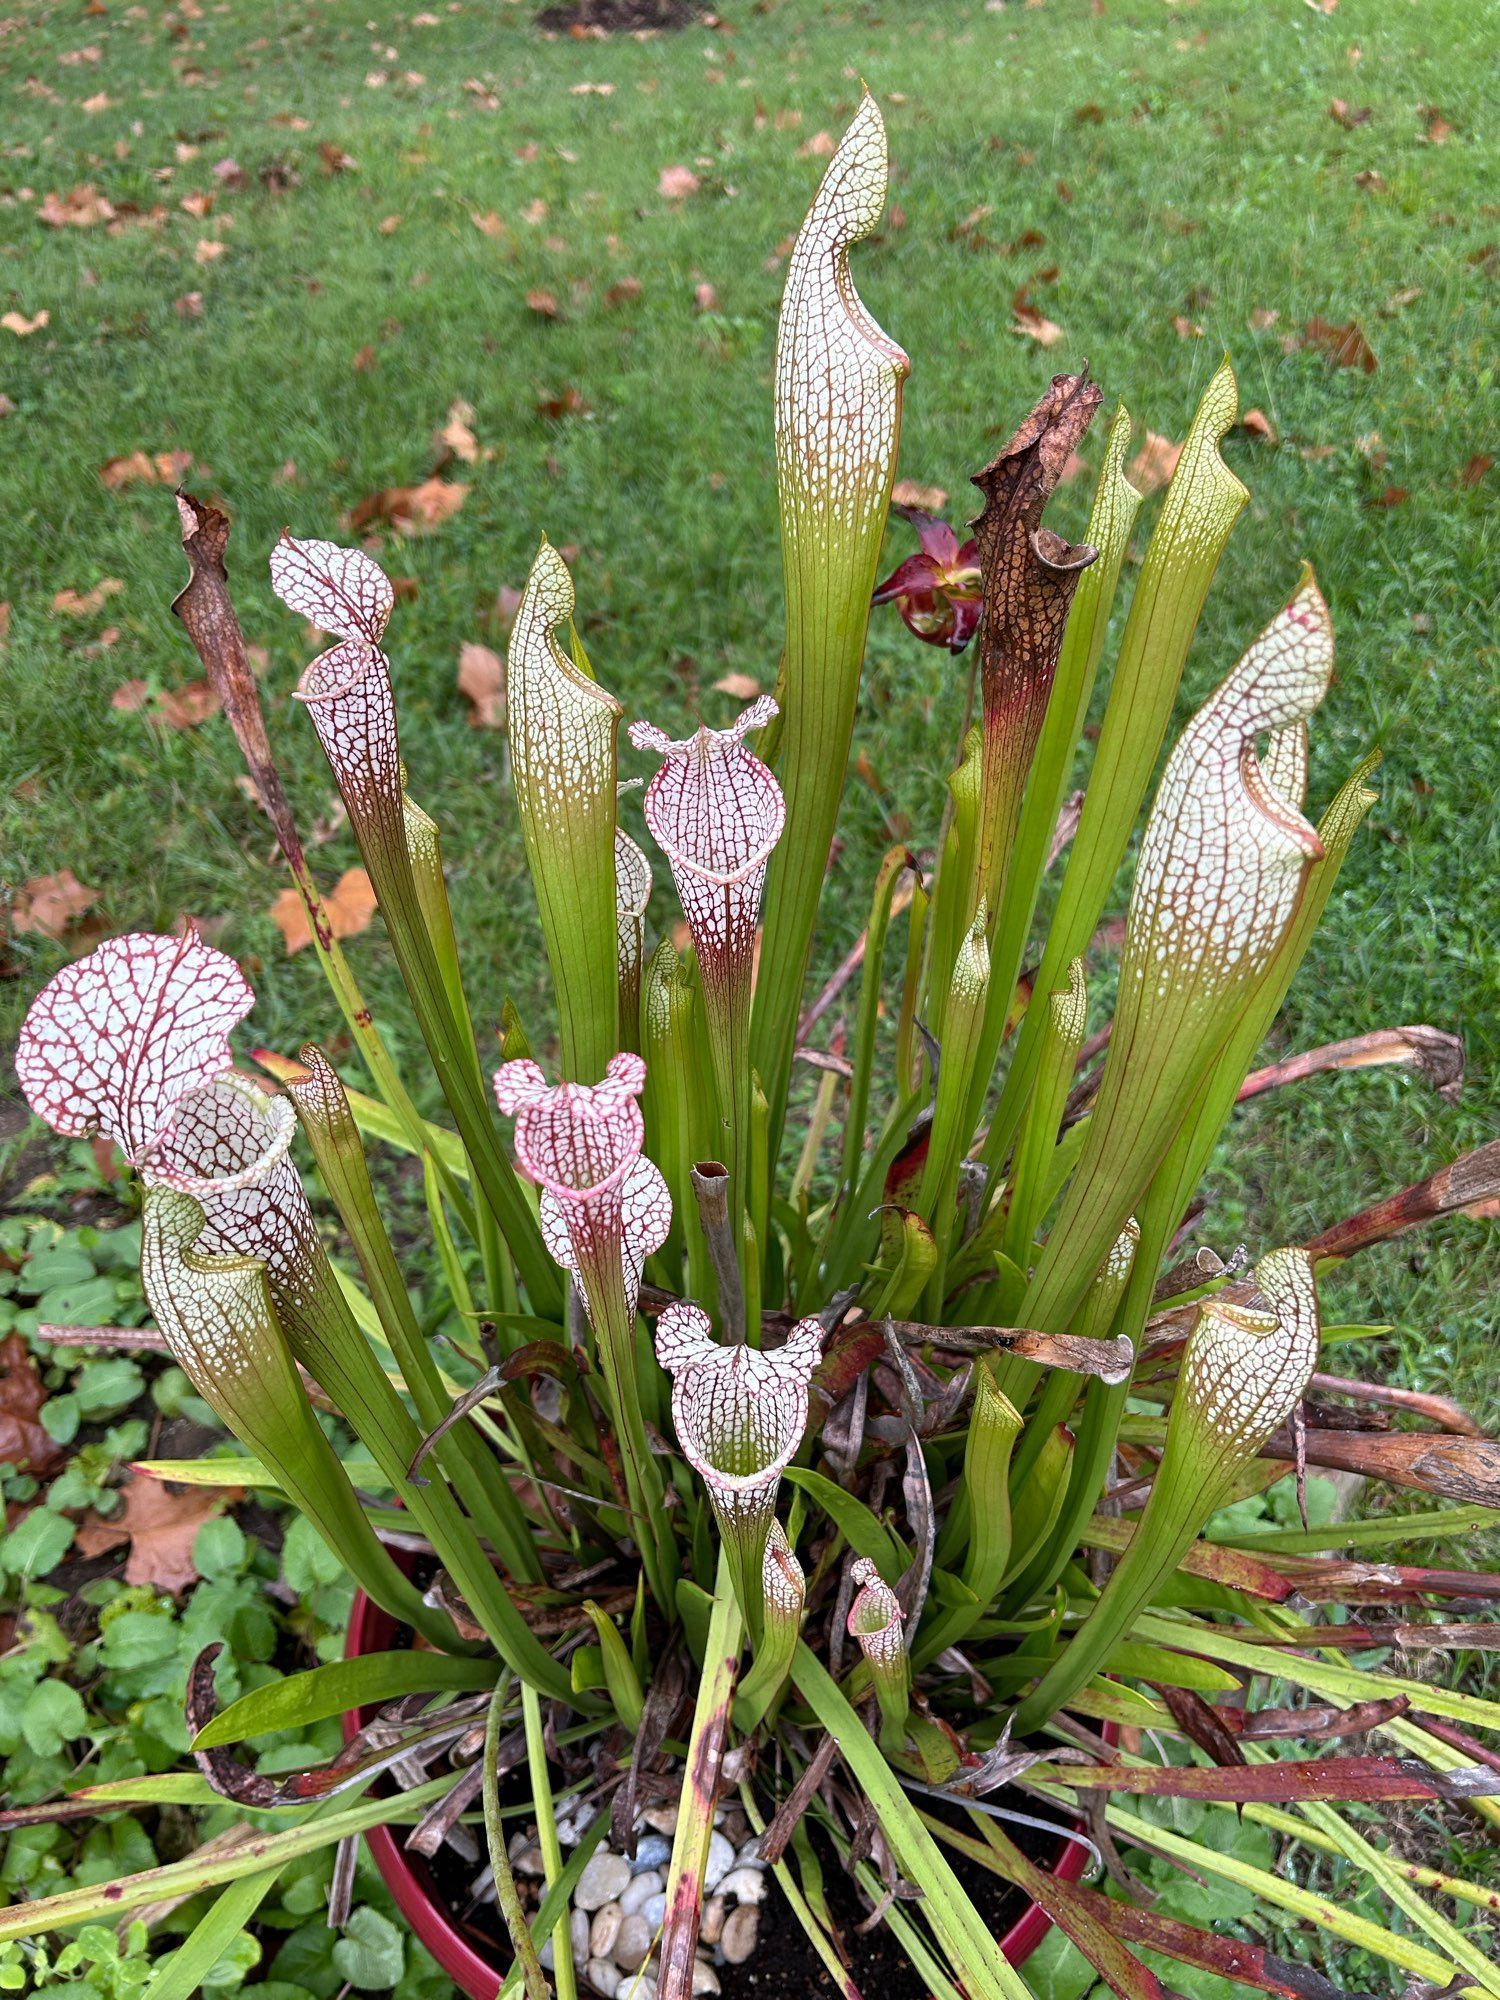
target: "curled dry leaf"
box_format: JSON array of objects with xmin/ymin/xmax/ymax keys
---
[
  {"xmin": 1127, "ymin": 429, "xmax": 1183, "ymax": 495},
  {"xmin": 53, "ymin": 578, "xmax": 123, "ymax": 618},
  {"xmin": 99, "ymin": 449, "xmax": 195, "ymax": 490},
  {"xmin": 457, "ymin": 641, "xmax": 505, "ymax": 728},
  {"xmin": 435, "ymin": 398, "xmax": 481, "ymax": 463},
  {"xmin": 270, "ymin": 866, "xmax": 376, "ymax": 953},
  {"xmin": 713, "ymin": 672, "xmax": 761, "ymax": 701},
  {"xmin": 658, "ymin": 164, "xmax": 701, "ymax": 200},
  {"xmin": 10, "ymin": 869, "xmax": 100, "ymax": 940},
  {"xmin": 1240, "ymin": 408, "xmax": 1277, "ymax": 444},
  {"xmin": 346, "ymin": 476, "xmax": 468, "ymax": 537},
  {"xmin": 527, "ymin": 288, "xmax": 561, "ymax": 318},
  {"xmin": 604, "ymin": 277, "xmax": 642, "ymax": 309},
  {"xmin": 1012, "ymin": 287, "xmax": 1064, "ymax": 347},
  {"xmin": 38, "ymin": 184, "xmax": 115, "ymax": 228},
  {"xmin": 1302, "ymin": 317, "xmax": 1378, "ymax": 372},
  {"xmin": 0, "ymin": 1335, "xmax": 61, "ymax": 1476},
  {"xmin": 693, "ymin": 282, "xmax": 719, "ymax": 313},
  {"xmin": 891, "ymin": 478, "xmax": 948, "ymax": 512},
  {"xmin": 2, "ymin": 311, "xmax": 51, "ymax": 337}
]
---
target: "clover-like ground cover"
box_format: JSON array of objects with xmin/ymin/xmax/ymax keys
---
[{"xmin": 0, "ymin": 1, "xmax": 1494, "ymax": 1413}]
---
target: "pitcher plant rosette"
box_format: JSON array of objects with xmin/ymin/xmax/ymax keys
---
[{"xmin": 7, "ymin": 89, "xmax": 1500, "ymax": 2000}]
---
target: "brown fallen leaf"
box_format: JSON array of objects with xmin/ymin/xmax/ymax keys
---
[
  {"xmin": 1382, "ymin": 285, "xmax": 1422, "ymax": 314},
  {"xmin": 1011, "ymin": 287, "xmax": 1064, "ymax": 348},
  {"xmin": 535, "ymin": 386, "xmax": 589, "ymax": 420},
  {"xmin": 520, "ymin": 198, "xmax": 548, "ymax": 226},
  {"xmin": 11, "ymin": 868, "xmax": 99, "ymax": 939},
  {"xmin": 1172, "ymin": 314, "xmax": 1204, "ymax": 339},
  {"xmin": 713, "ymin": 672, "xmax": 761, "ymax": 700},
  {"xmin": 1353, "ymin": 168, "xmax": 1385, "ymax": 191},
  {"xmin": 0, "ymin": 602, "xmax": 10, "ymax": 649},
  {"xmin": 457, "ymin": 641, "xmax": 505, "ymax": 728},
  {"xmin": 346, "ymin": 476, "xmax": 469, "ymax": 537},
  {"xmin": 38, "ymin": 183, "xmax": 115, "ymax": 228},
  {"xmin": 1248, "ymin": 306, "xmax": 1280, "ymax": 331},
  {"xmin": 179, "ymin": 192, "xmax": 214, "ymax": 220},
  {"xmin": 53, "ymin": 578, "xmax": 123, "ymax": 617},
  {"xmin": 173, "ymin": 290, "xmax": 204, "ymax": 318},
  {"xmin": 194, "ymin": 239, "xmax": 227, "ymax": 266},
  {"xmin": 0, "ymin": 1334, "xmax": 62, "ymax": 1476},
  {"xmin": 891, "ymin": 478, "xmax": 948, "ymax": 512},
  {"xmin": 495, "ymin": 583, "xmax": 523, "ymax": 629},
  {"xmin": 1364, "ymin": 485, "xmax": 1408, "ymax": 509},
  {"xmin": 318, "ymin": 140, "xmax": 358, "ymax": 174},
  {"xmin": 271, "ymin": 866, "xmax": 376, "ymax": 953},
  {"xmin": 110, "ymin": 679, "xmax": 150, "ymax": 712},
  {"xmin": 527, "ymin": 287, "xmax": 561, "ymax": 318},
  {"xmin": 798, "ymin": 132, "xmax": 836, "ymax": 159},
  {"xmin": 99, "ymin": 449, "xmax": 194, "ymax": 490},
  {"xmin": 604, "ymin": 276, "xmax": 642, "ymax": 309},
  {"xmin": 658, "ymin": 165, "xmax": 701, "ymax": 200},
  {"xmin": 379, "ymin": 214, "xmax": 402, "ymax": 235},
  {"xmin": 1241, "ymin": 408, "xmax": 1277, "ymax": 443},
  {"xmin": 74, "ymin": 1475, "xmax": 228, "ymax": 1594},
  {"xmin": 1328, "ymin": 99, "xmax": 1372, "ymax": 129},
  {"xmin": 693, "ymin": 282, "xmax": 719, "ymax": 313},
  {"xmin": 156, "ymin": 680, "xmax": 223, "ymax": 729},
  {"xmin": 1128, "ymin": 430, "xmax": 1182, "ymax": 495},
  {"xmin": 471, "ymin": 210, "xmax": 508, "ymax": 240},
  {"xmin": 2, "ymin": 310, "xmax": 50, "ymax": 337},
  {"xmin": 436, "ymin": 397, "xmax": 480, "ymax": 463},
  {"xmin": 1459, "ymin": 454, "xmax": 1493, "ymax": 488},
  {"xmin": 1303, "ymin": 317, "xmax": 1378, "ymax": 372},
  {"xmin": 352, "ymin": 343, "xmax": 377, "ymax": 373},
  {"xmin": 1419, "ymin": 106, "xmax": 1453, "ymax": 144}
]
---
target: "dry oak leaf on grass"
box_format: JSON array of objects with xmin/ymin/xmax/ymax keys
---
[
  {"xmin": 0, "ymin": 1334, "xmax": 63, "ymax": 1476},
  {"xmin": 891, "ymin": 478, "xmax": 948, "ymax": 512},
  {"xmin": 1011, "ymin": 287, "xmax": 1064, "ymax": 348},
  {"xmin": 271, "ymin": 866, "xmax": 376, "ymax": 953},
  {"xmin": 457, "ymin": 641, "xmax": 505, "ymax": 727},
  {"xmin": 713, "ymin": 672, "xmax": 761, "ymax": 700},
  {"xmin": 658, "ymin": 165, "xmax": 701, "ymax": 200},
  {"xmin": 53, "ymin": 578, "xmax": 123, "ymax": 617},
  {"xmin": 10, "ymin": 869, "xmax": 99, "ymax": 940},
  {"xmin": 38, "ymin": 184, "xmax": 115, "ymax": 228},
  {"xmin": 346, "ymin": 477, "xmax": 468, "ymax": 537},
  {"xmin": 1302, "ymin": 317, "xmax": 1378, "ymax": 372},
  {"xmin": 99, "ymin": 449, "xmax": 194, "ymax": 490},
  {"xmin": 1241, "ymin": 409, "xmax": 1277, "ymax": 443},
  {"xmin": 2, "ymin": 311, "xmax": 50, "ymax": 337},
  {"xmin": 1128, "ymin": 430, "xmax": 1183, "ymax": 495},
  {"xmin": 435, "ymin": 398, "xmax": 482, "ymax": 463},
  {"xmin": 74, "ymin": 1475, "xmax": 230, "ymax": 1594},
  {"xmin": 112, "ymin": 678, "xmax": 222, "ymax": 729}
]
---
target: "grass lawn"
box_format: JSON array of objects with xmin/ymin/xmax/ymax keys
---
[{"xmin": 1, "ymin": 0, "xmax": 1495, "ymax": 1407}]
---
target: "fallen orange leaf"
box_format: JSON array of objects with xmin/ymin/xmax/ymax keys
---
[
  {"xmin": 658, "ymin": 165, "xmax": 700, "ymax": 200},
  {"xmin": 1302, "ymin": 316, "xmax": 1378, "ymax": 372},
  {"xmin": 1128, "ymin": 430, "xmax": 1183, "ymax": 495},
  {"xmin": 1011, "ymin": 288, "xmax": 1064, "ymax": 348},
  {"xmin": 892, "ymin": 479, "xmax": 949, "ymax": 513},
  {"xmin": 74, "ymin": 1475, "xmax": 228, "ymax": 1595},
  {"xmin": 11, "ymin": 868, "xmax": 99, "ymax": 939},
  {"xmin": 2, "ymin": 310, "xmax": 50, "ymax": 337},
  {"xmin": 346, "ymin": 477, "xmax": 469, "ymax": 537},
  {"xmin": 38, "ymin": 183, "xmax": 115, "ymax": 228},
  {"xmin": 53, "ymin": 578, "xmax": 123, "ymax": 617},
  {"xmin": 271, "ymin": 867, "xmax": 377, "ymax": 953},
  {"xmin": 457, "ymin": 641, "xmax": 505, "ymax": 728},
  {"xmin": 99, "ymin": 449, "xmax": 194, "ymax": 490}
]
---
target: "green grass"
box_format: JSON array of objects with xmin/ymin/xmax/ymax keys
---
[{"xmin": 1, "ymin": 0, "xmax": 1495, "ymax": 1405}]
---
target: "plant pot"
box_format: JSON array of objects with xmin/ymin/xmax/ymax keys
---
[{"xmin": 345, "ymin": 1584, "xmax": 1096, "ymax": 1999}]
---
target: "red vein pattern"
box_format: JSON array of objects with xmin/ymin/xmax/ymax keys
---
[
  {"xmin": 847, "ymin": 1555, "xmax": 906, "ymax": 1668},
  {"xmin": 16, "ymin": 932, "xmax": 254, "ymax": 1165},
  {"xmin": 654, "ymin": 1302, "xmax": 821, "ymax": 1528}
]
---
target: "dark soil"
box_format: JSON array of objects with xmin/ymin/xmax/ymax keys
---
[{"xmin": 535, "ymin": 0, "xmax": 710, "ymax": 32}]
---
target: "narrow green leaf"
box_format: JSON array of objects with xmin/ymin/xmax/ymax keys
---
[{"xmin": 194, "ymin": 1653, "xmax": 501, "ymax": 1749}]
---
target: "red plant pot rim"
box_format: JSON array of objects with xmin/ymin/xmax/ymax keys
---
[{"xmin": 344, "ymin": 1585, "xmax": 1098, "ymax": 1998}]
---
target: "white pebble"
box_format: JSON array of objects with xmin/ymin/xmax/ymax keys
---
[
  {"xmin": 618, "ymin": 1975, "xmax": 656, "ymax": 2000},
  {"xmin": 721, "ymin": 1905, "xmax": 759, "ymax": 1965},
  {"xmin": 575, "ymin": 1851, "xmax": 632, "ymax": 1912},
  {"xmin": 618, "ymin": 1871, "xmax": 662, "ymax": 1916},
  {"xmin": 691, "ymin": 1960, "xmax": 721, "ymax": 1996},
  {"xmin": 613, "ymin": 1915, "xmax": 653, "ymax": 1972},
  {"xmin": 590, "ymin": 1904, "xmax": 623, "ymax": 1959},
  {"xmin": 641, "ymin": 1804, "xmax": 678, "ymax": 1835},
  {"xmin": 734, "ymin": 1839, "xmax": 766, "ymax": 1869},
  {"xmin": 508, "ymin": 1830, "xmax": 531, "ymax": 1863},
  {"xmin": 572, "ymin": 1907, "xmax": 591, "ymax": 1967},
  {"xmin": 514, "ymin": 1846, "xmax": 546, "ymax": 1877},
  {"xmin": 702, "ymin": 1832, "xmax": 735, "ymax": 1893},
  {"xmin": 540, "ymin": 1939, "xmax": 555, "ymax": 1971},
  {"xmin": 587, "ymin": 1961, "xmax": 621, "ymax": 1998},
  {"xmin": 641, "ymin": 1892, "xmax": 667, "ymax": 1929},
  {"xmin": 718, "ymin": 1868, "xmax": 767, "ymax": 1906},
  {"xmin": 699, "ymin": 1896, "xmax": 727, "ymax": 1946},
  {"xmin": 631, "ymin": 1833, "xmax": 672, "ymax": 1873}
]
